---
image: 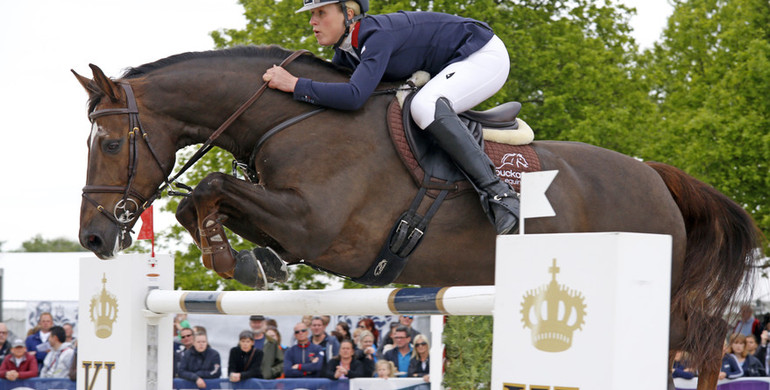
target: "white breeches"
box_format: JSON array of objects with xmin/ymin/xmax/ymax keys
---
[{"xmin": 411, "ymin": 35, "xmax": 510, "ymax": 129}]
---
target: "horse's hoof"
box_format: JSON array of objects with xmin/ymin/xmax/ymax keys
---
[
  {"xmin": 234, "ymin": 250, "xmax": 268, "ymax": 290},
  {"xmin": 253, "ymin": 247, "xmax": 289, "ymax": 283}
]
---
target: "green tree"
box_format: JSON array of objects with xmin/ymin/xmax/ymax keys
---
[
  {"xmin": 639, "ymin": 0, "xmax": 770, "ymax": 250},
  {"xmin": 18, "ymin": 235, "xmax": 86, "ymax": 252}
]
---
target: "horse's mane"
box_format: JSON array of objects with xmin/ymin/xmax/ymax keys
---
[{"xmin": 121, "ymin": 45, "xmax": 350, "ymax": 78}]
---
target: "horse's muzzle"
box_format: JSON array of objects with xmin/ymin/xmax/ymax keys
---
[{"xmin": 79, "ymin": 225, "xmax": 132, "ymax": 259}]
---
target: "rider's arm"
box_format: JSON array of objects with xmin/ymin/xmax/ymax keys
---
[{"xmin": 293, "ymin": 32, "xmax": 394, "ymax": 110}]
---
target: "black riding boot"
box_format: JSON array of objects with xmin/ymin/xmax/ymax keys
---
[{"xmin": 425, "ymin": 98, "xmax": 520, "ymax": 234}]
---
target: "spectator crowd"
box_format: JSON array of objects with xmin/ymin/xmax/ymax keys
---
[
  {"xmin": 12, "ymin": 304, "xmax": 770, "ymax": 386},
  {"xmin": 0, "ymin": 312, "xmax": 78, "ymax": 382},
  {"xmin": 168, "ymin": 313, "xmax": 430, "ymax": 388},
  {"xmin": 674, "ymin": 305, "xmax": 770, "ymax": 381},
  {"xmin": 0, "ymin": 311, "xmax": 430, "ymax": 387}
]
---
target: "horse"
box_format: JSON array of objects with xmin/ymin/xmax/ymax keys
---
[{"xmin": 73, "ymin": 46, "xmax": 762, "ymax": 389}]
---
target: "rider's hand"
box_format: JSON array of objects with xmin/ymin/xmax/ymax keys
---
[{"xmin": 263, "ymin": 65, "xmax": 298, "ymax": 93}]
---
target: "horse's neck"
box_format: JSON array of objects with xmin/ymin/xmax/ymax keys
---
[{"xmin": 145, "ymin": 63, "xmax": 311, "ymax": 159}]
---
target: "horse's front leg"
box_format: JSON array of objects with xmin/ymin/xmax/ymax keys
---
[
  {"xmin": 188, "ymin": 172, "xmax": 318, "ymax": 288},
  {"xmin": 176, "ymin": 195, "xmax": 201, "ymax": 247}
]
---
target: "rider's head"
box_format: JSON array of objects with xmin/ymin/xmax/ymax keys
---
[{"xmin": 297, "ymin": 0, "xmax": 368, "ymax": 47}]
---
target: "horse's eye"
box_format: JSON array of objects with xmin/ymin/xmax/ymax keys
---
[{"xmin": 102, "ymin": 138, "xmax": 124, "ymax": 154}]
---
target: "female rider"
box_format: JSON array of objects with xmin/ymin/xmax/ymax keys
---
[{"xmin": 263, "ymin": 0, "xmax": 519, "ymax": 234}]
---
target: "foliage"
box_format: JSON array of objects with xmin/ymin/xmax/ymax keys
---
[
  {"xmin": 18, "ymin": 235, "xmax": 86, "ymax": 252},
  {"xmin": 638, "ymin": 0, "xmax": 770, "ymax": 251},
  {"xmin": 443, "ymin": 316, "xmax": 494, "ymax": 389}
]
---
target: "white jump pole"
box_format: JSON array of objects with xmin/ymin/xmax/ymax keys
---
[{"xmin": 145, "ymin": 286, "xmax": 494, "ymax": 316}]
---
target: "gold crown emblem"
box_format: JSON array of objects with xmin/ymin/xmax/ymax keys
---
[
  {"xmin": 89, "ymin": 273, "xmax": 119, "ymax": 339},
  {"xmin": 520, "ymin": 259, "xmax": 586, "ymax": 352}
]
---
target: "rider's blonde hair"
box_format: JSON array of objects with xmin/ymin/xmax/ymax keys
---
[{"xmin": 343, "ymin": 1, "xmax": 361, "ymax": 15}]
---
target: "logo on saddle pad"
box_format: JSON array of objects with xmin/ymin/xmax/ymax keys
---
[
  {"xmin": 520, "ymin": 259, "xmax": 586, "ymax": 352},
  {"xmin": 495, "ymin": 153, "xmax": 529, "ymax": 187}
]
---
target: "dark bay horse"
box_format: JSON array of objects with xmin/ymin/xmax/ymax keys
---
[{"xmin": 74, "ymin": 46, "xmax": 762, "ymax": 389}]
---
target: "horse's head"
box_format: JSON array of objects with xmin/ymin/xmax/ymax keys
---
[{"xmin": 73, "ymin": 65, "xmax": 177, "ymax": 259}]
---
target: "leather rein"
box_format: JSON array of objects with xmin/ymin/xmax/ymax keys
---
[{"xmin": 82, "ymin": 49, "xmax": 315, "ymax": 237}]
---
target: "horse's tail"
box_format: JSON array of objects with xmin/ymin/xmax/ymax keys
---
[{"xmin": 646, "ymin": 161, "xmax": 764, "ymax": 371}]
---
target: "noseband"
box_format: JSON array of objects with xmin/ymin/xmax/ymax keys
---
[{"xmin": 82, "ymin": 50, "xmax": 311, "ymax": 237}]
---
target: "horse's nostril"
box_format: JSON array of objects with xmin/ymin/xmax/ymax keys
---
[{"xmin": 87, "ymin": 234, "xmax": 103, "ymax": 250}]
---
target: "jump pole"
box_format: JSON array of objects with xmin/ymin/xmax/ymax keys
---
[{"xmin": 145, "ymin": 286, "xmax": 494, "ymax": 316}]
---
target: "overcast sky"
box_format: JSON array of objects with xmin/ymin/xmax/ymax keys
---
[{"xmin": 0, "ymin": 0, "xmax": 672, "ymax": 251}]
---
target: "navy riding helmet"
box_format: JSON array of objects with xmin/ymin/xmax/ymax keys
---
[
  {"xmin": 296, "ymin": 0, "xmax": 369, "ymax": 14},
  {"xmin": 296, "ymin": 0, "xmax": 369, "ymax": 48}
]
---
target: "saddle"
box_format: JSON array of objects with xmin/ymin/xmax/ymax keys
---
[
  {"xmin": 352, "ymin": 92, "xmax": 541, "ymax": 286},
  {"xmin": 390, "ymin": 92, "xmax": 540, "ymax": 196}
]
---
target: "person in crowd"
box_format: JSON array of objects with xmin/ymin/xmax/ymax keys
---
[
  {"xmin": 174, "ymin": 327, "xmax": 195, "ymax": 377},
  {"xmin": 284, "ymin": 322, "xmax": 324, "ymax": 378},
  {"xmin": 746, "ymin": 334, "xmax": 761, "ymax": 358},
  {"xmin": 355, "ymin": 330, "xmax": 377, "ymax": 377},
  {"xmin": 407, "ymin": 334, "xmax": 430, "ymax": 381},
  {"xmin": 266, "ymin": 318, "xmax": 279, "ymax": 329},
  {"xmin": 375, "ymin": 360, "xmax": 397, "ymax": 378},
  {"xmin": 178, "ymin": 333, "xmax": 222, "ymax": 388},
  {"xmin": 62, "ymin": 323, "xmax": 77, "ymax": 348},
  {"xmin": 335, "ymin": 322, "xmax": 352, "ymax": 343},
  {"xmin": 729, "ymin": 333, "xmax": 766, "ymax": 377},
  {"xmin": 352, "ymin": 327, "xmax": 363, "ymax": 347},
  {"xmin": 0, "ymin": 323, "xmax": 11, "ymax": 362},
  {"xmin": 380, "ymin": 316, "xmax": 420, "ymax": 357},
  {"xmin": 174, "ymin": 314, "xmax": 190, "ymax": 337},
  {"xmin": 40, "ymin": 326, "xmax": 74, "ymax": 378},
  {"xmin": 671, "ymin": 350, "xmax": 695, "ymax": 379},
  {"xmin": 720, "ymin": 339, "xmax": 744, "ymax": 379},
  {"xmin": 291, "ymin": 315, "xmax": 314, "ymax": 346},
  {"xmin": 757, "ymin": 330, "xmax": 770, "ymax": 373},
  {"xmin": 249, "ymin": 315, "xmax": 268, "ymax": 349},
  {"xmin": 266, "ymin": 326, "xmax": 287, "ymax": 351},
  {"xmin": 26, "ymin": 312, "xmax": 54, "ymax": 367},
  {"xmin": 0, "ymin": 339, "xmax": 39, "ymax": 381},
  {"xmin": 323, "ymin": 339, "xmax": 364, "ymax": 379},
  {"xmin": 383, "ymin": 326, "xmax": 412, "ymax": 377},
  {"xmin": 229, "ymin": 330, "xmax": 263, "ymax": 382},
  {"xmin": 357, "ymin": 318, "xmax": 379, "ymax": 348},
  {"xmin": 248, "ymin": 315, "xmax": 284, "ymax": 379},
  {"xmin": 734, "ymin": 305, "xmax": 762, "ymax": 340},
  {"xmin": 311, "ymin": 316, "xmax": 340, "ymax": 363},
  {"xmin": 193, "ymin": 326, "xmax": 207, "ymax": 336}
]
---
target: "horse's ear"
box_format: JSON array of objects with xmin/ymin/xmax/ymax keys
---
[
  {"xmin": 71, "ymin": 69, "xmax": 100, "ymax": 95},
  {"xmin": 88, "ymin": 64, "xmax": 121, "ymax": 102}
]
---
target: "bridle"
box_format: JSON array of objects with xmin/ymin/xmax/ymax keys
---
[{"xmin": 82, "ymin": 50, "xmax": 312, "ymax": 238}]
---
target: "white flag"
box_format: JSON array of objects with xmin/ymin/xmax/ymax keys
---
[{"xmin": 520, "ymin": 170, "xmax": 558, "ymax": 218}]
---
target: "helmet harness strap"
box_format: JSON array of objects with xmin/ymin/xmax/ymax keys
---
[{"xmin": 333, "ymin": 2, "xmax": 363, "ymax": 49}]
